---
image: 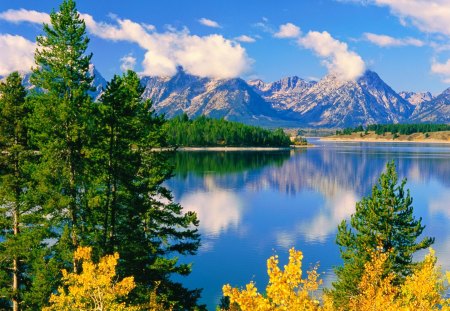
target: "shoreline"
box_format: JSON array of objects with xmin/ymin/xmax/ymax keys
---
[
  {"xmin": 177, "ymin": 145, "xmax": 314, "ymax": 151},
  {"xmin": 320, "ymin": 137, "xmax": 450, "ymax": 144}
]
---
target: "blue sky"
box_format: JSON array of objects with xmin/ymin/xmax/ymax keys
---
[{"xmin": 0, "ymin": 0, "xmax": 450, "ymax": 94}]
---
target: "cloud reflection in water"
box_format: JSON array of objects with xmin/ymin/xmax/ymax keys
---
[{"xmin": 181, "ymin": 190, "xmax": 243, "ymax": 238}]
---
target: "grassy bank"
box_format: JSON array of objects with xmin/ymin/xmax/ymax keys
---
[{"xmin": 322, "ymin": 131, "xmax": 450, "ymax": 144}]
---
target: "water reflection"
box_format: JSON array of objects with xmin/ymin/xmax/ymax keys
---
[
  {"xmin": 166, "ymin": 142, "xmax": 450, "ymax": 310},
  {"xmin": 181, "ymin": 189, "xmax": 242, "ymax": 238},
  {"xmin": 297, "ymin": 191, "xmax": 357, "ymax": 242}
]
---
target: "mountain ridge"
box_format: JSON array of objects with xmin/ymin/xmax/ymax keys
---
[{"xmin": 2, "ymin": 67, "xmax": 448, "ymax": 128}]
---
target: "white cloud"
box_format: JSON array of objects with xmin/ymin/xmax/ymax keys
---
[
  {"xmin": 253, "ymin": 19, "xmax": 274, "ymax": 34},
  {"xmin": 364, "ymin": 32, "xmax": 424, "ymax": 47},
  {"xmin": 274, "ymin": 23, "xmax": 301, "ymax": 38},
  {"xmin": 343, "ymin": 0, "xmax": 450, "ymax": 36},
  {"xmin": 0, "ymin": 8, "xmax": 49, "ymax": 24},
  {"xmin": 431, "ymin": 59, "xmax": 450, "ymax": 82},
  {"xmin": 341, "ymin": 1, "xmax": 450, "ymax": 82},
  {"xmin": 198, "ymin": 17, "xmax": 221, "ymax": 28},
  {"xmin": 0, "ymin": 34, "xmax": 36, "ymax": 75},
  {"xmin": 0, "ymin": 9, "xmax": 252, "ymax": 79},
  {"xmin": 120, "ymin": 54, "xmax": 136, "ymax": 71},
  {"xmin": 234, "ymin": 35, "xmax": 256, "ymax": 43},
  {"xmin": 141, "ymin": 23, "xmax": 155, "ymax": 32},
  {"xmin": 371, "ymin": 0, "xmax": 450, "ymax": 37},
  {"xmin": 298, "ymin": 31, "xmax": 366, "ymax": 80},
  {"xmin": 83, "ymin": 14, "xmax": 251, "ymax": 78}
]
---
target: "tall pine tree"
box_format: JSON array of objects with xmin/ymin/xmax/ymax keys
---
[
  {"xmin": 331, "ymin": 161, "xmax": 434, "ymax": 309},
  {"xmin": 0, "ymin": 72, "xmax": 46, "ymax": 311},
  {"xmin": 30, "ymin": 0, "xmax": 94, "ymax": 273},
  {"xmin": 92, "ymin": 71, "xmax": 202, "ymax": 310}
]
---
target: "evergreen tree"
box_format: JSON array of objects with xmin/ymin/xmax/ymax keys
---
[
  {"xmin": 93, "ymin": 71, "xmax": 202, "ymax": 310},
  {"xmin": 0, "ymin": 72, "xmax": 45, "ymax": 310},
  {"xmin": 30, "ymin": 0, "xmax": 94, "ymax": 273},
  {"xmin": 331, "ymin": 161, "xmax": 434, "ymax": 309}
]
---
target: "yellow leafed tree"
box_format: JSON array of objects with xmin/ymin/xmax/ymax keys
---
[
  {"xmin": 349, "ymin": 248, "xmax": 445, "ymax": 311},
  {"xmin": 400, "ymin": 248, "xmax": 444, "ymax": 310},
  {"xmin": 348, "ymin": 250, "xmax": 400, "ymax": 311},
  {"xmin": 43, "ymin": 246, "xmax": 137, "ymax": 311},
  {"xmin": 222, "ymin": 247, "xmax": 323, "ymax": 311},
  {"xmin": 222, "ymin": 247, "xmax": 450, "ymax": 311}
]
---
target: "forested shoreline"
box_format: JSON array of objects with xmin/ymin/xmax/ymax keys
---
[{"xmin": 164, "ymin": 114, "xmax": 292, "ymax": 147}]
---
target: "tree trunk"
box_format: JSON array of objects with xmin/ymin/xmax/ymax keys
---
[
  {"xmin": 13, "ymin": 151, "xmax": 20, "ymax": 311},
  {"xmin": 13, "ymin": 206, "xmax": 19, "ymax": 311},
  {"xmin": 69, "ymin": 161, "xmax": 79, "ymax": 274}
]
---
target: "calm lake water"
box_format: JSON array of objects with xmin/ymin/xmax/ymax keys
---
[{"xmin": 166, "ymin": 139, "xmax": 450, "ymax": 310}]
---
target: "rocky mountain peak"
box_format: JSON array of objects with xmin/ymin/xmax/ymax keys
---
[
  {"xmin": 5, "ymin": 65, "xmax": 446, "ymax": 128},
  {"xmin": 399, "ymin": 91, "xmax": 433, "ymax": 106}
]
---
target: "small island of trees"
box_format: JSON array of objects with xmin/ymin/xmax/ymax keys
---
[{"xmin": 164, "ymin": 114, "xmax": 292, "ymax": 147}]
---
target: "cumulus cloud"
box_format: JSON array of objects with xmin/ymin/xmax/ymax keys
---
[
  {"xmin": 0, "ymin": 34, "xmax": 36, "ymax": 75},
  {"xmin": 431, "ymin": 59, "xmax": 450, "ymax": 81},
  {"xmin": 343, "ymin": 0, "xmax": 450, "ymax": 36},
  {"xmin": 371, "ymin": 0, "xmax": 450, "ymax": 37},
  {"xmin": 120, "ymin": 54, "xmax": 137, "ymax": 71},
  {"xmin": 198, "ymin": 17, "xmax": 221, "ymax": 28},
  {"xmin": 274, "ymin": 23, "xmax": 301, "ymax": 38},
  {"xmin": 298, "ymin": 31, "xmax": 366, "ymax": 80},
  {"xmin": 0, "ymin": 9, "xmax": 252, "ymax": 79},
  {"xmin": 0, "ymin": 8, "xmax": 50, "ymax": 24},
  {"xmin": 83, "ymin": 14, "xmax": 251, "ymax": 78},
  {"xmin": 343, "ymin": 0, "xmax": 450, "ymax": 82},
  {"xmin": 234, "ymin": 35, "xmax": 256, "ymax": 43},
  {"xmin": 364, "ymin": 32, "xmax": 424, "ymax": 47}
]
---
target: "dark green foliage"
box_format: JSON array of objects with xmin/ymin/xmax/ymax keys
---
[
  {"xmin": 336, "ymin": 123, "xmax": 450, "ymax": 135},
  {"xmin": 331, "ymin": 162, "xmax": 434, "ymax": 309},
  {"xmin": 92, "ymin": 71, "xmax": 202, "ymax": 310},
  {"xmin": 164, "ymin": 114, "xmax": 291, "ymax": 147},
  {"xmin": 0, "ymin": 72, "xmax": 47, "ymax": 310},
  {"xmin": 30, "ymin": 0, "xmax": 94, "ymax": 273},
  {"xmin": 0, "ymin": 1, "xmax": 202, "ymax": 309},
  {"xmin": 367, "ymin": 123, "xmax": 450, "ymax": 135}
]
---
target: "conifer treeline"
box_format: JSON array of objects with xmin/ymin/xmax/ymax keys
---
[
  {"xmin": 0, "ymin": 1, "xmax": 201, "ymax": 310},
  {"xmin": 336, "ymin": 123, "xmax": 450, "ymax": 135},
  {"xmin": 164, "ymin": 114, "xmax": 292, "ymax": 147}
]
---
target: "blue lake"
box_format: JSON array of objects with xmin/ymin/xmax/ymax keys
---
[{"xmin": 166, "ymin": 139, "xmax": 450, "ymax": 310}]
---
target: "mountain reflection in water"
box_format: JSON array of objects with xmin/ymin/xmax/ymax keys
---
[{"xmin": 166, "ymin": 140, "xmax": 450, "ymax": 310}]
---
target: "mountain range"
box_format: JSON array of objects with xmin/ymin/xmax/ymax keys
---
[
  {"xmin": 140, "ymin": 68, "xmax": 450, "ymax": 128},
  {"xmin": 3, "ymin": 67, "xmax": 449, "ymax": 128}
]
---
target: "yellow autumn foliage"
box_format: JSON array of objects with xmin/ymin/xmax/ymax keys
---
[
  {"xmin": 43, "ymin": 246, "xmax": 137, "ymax": 311},
  {"xmin": 223, "ymin": 247, "xmax": 450, "ymax": 311},
  {"xmin": 349, "ymin": 248, "xmax": 445, "ymax": 311},
  {"xmin": 223, "ymin": 248, "xmax": 323, "ymax": 311},
  {"xmin": 348, "ymin": 250, "xmax": 401, "ymax": 311}
]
